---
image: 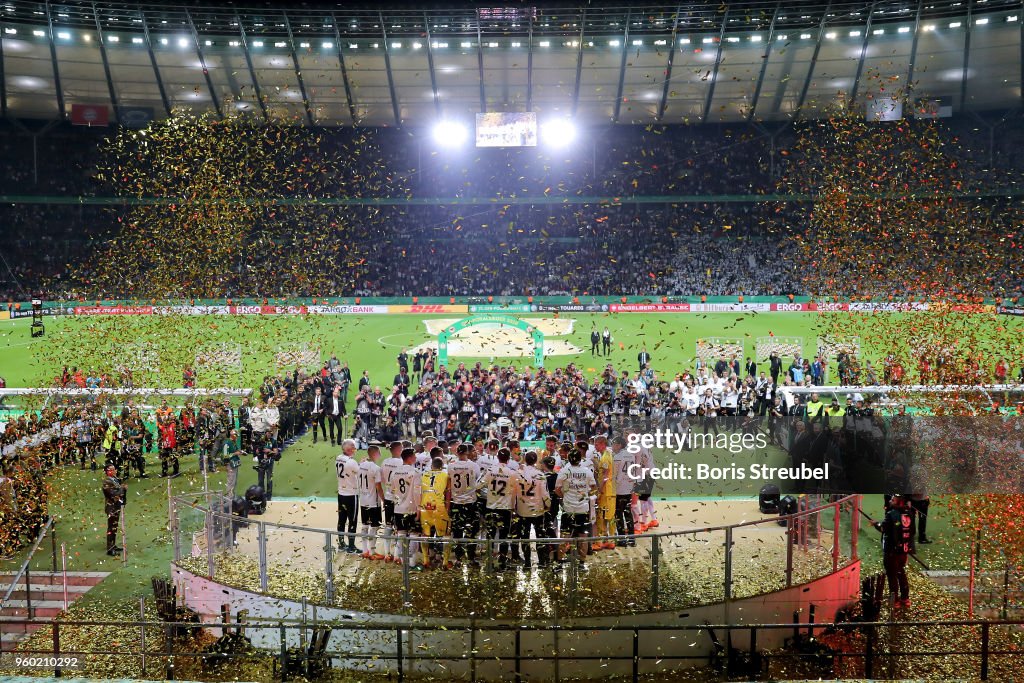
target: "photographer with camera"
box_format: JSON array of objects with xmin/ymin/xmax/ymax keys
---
[{"xmin": 252, "ymin": 432, "xmax": 280, "ymax": 501}]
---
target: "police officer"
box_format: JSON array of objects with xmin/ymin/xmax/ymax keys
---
[
  {"xmin": 874, "ymin": 493, "xmax": 915, "ymax": 608},
  {"xmin": 102, "ymin": 464, "xmax": 126, "ymax": 556}
]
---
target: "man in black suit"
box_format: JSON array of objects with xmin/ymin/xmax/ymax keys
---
[
  {"xmin": 393, "ymin": 368, "xmax": 411, "ymax": 397},
  {"xmin": 745, "ymin": 357, "xmax": 757, "ymax": 378},
  {"xmin": 590, "ymin": 329, "xmax": 600, "ymax": 356},
  {"xmin": 327, "ymin": 386, "xmax": 344, "ymax": 446},
  {"xmin": 337, "ymin": 362, "xmax": 352, "ymax": 408},
  {"xmin": 397, "ymin": 349, "xmax": 409, "ymax": 373},
  {"xmin": 358, "ymin": 370, "xmax": 371, "ymax": 391},
  {"xmin": 413, "ymin": 352, "xmax": 424, "ymax": 385},
  {"xmin": 637, "ymin": 347, "xmax": 650, "ymax": 371},
  {"xmin": 769, "ymin": 352, "xmax": 782, "ymax": 385},
  {"xmin": 310, "ymin": 386, "xmax": 326, "ymax": 444}
]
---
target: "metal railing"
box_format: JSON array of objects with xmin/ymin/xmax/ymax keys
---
[
  {"xmin": 0, "ymin": 516, "xmax": 58, "ymax": 616},
  {"xmin": 171, "ymin": 491, "xmax": 861, "ymax": 618},
  {"xmin": 3, "ymin": 615, "xmax": 1024, "ymax": 681}
]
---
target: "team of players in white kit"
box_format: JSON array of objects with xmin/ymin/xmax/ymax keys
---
[{"xmin": 332, "ymin": 433, "xmax": 659, "ymax": 571}]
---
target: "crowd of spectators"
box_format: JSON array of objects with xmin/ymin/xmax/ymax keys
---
[{"xmin": 0, "ymin": 116, "xmax": 1022, "ymax": 301}]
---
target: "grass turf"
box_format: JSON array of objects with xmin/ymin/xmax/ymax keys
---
[{"xmin": 0, "ymin": 311, "xmax": 828, "ymax": 389}]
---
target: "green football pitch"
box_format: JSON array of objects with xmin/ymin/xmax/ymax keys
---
[{"xmin": 4, "ymin": 309, "xmax": 1006, "ymax": 389}]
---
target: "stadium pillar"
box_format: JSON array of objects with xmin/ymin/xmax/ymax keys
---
[
  {"xmin": 795, "ymin": 3, "xmax": 832, "ymax": 116},
  {"xmin": 701, "ymin": 6, "xmax": 730, "ymax": 123},
  {"xmin": 0, "ymin": 15, "xmax": 7, "ymax": 117},
  {"xmin": 237, "ymin": 14, "xmax": 270, "ymax": 122},
  {"xmin": 848, "ymin": 2, "xmax": 876, "ymax": 104},
  {"xmin": 43, "ymin": 0, "xmax": 65, "ymax": 120},
  {"xmin": 655, "ymin": 6, "xmax": 682, "ymax": 122},
  {"xmin": 748, "ymin": 4, "xmax": 781, "ymax": 122}
]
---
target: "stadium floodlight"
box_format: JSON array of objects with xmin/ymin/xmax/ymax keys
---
[
  {"xmin": 323, "ymin": 41, "xmax": 333, "ymax": 48},
  {"xmin": 975, "ymin": 17, "xmax": 988, "ymax": 25},
  {"xmin": 432, "ymin": 120, "xmax": 468, "ymax": 147},
  {"xmin": 923, "ymin": 24, "xmax": 936, "ymax": 31},
  {"xmin": 1009, "ymin": 15, "xmax": 1019, "ymax": 22},
  {"xmin": 32, "ymin": 29, "xmax": 45, "ymax": 37},
  {"xmin": 108, "ymin": 35, "xmax": 119, "ymax": 42},
  {"xmin": 178, "ymin": 37, "xmax": 189, "ymax": 47},
  {"xmin": 132, "ymin": 37, "xmax": 144, "ymax": 44},
  {"xmin": 57, "ymin": 31, "xmax": 70, "ymax": 39},
  {"xmin": 160, "ymin": 37, "xmax": 168, "ymax": 45},
  {"xmin": 849, "ymin": 30, "xmax": 861, "ymax": 37},
  {"xmin": 609, "ymin": 39, "xmax": 620, "ymax": 46},
  {"xmin": 3, "ymin": 28, "xmax": 16, "ymax": 35},
  {"xmin": 825, "ymin": 31, "xmax": 837, "ymax": 39},
  {"xmin": 873, "ymin": 28, "xmax": 885, "ymax": 35},
  {"xmin": 252, "ymin": 40, "xmax": 263, "ymax": 47},
  {"xmin": 538, "ymin": 40, "xmax": 550, "ymax": 47},
  {"xmin": 540, "ymin": 118, "xmax": 577, "ymax": 148},
  {"xmin": 750, "ymin": 35, "xmax": 762, "ymax": 42},
  {"xmin": 949, "ymin": 21, "xmax": 962, "ymax": 28},
  {"xmin": 800, "ymin": 33, "xmax": 812, "ymax": 39},
  {"xmin": 898, "ymin": 26, "xmax": 911, "ymax": 33}
]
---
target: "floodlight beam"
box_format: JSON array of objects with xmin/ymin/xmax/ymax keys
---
[
  {"xmin": 541, "ymin": 119, "xmax": 577, "ymax": 148},
  {"xmin": 432, "ymin": 120, "xmax": 468, "ymax": 147}
]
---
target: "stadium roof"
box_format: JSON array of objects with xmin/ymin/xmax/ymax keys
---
[{"xmin": 0, "ymin": 0, "xmax": 1021, "ymax": 126}]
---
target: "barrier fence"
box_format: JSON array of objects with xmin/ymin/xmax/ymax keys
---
[
  {"xmin": 3, "ymin": 616, "xmax": 1023, "ymax": 681},
  {"xmin": 170, "ymin": 492, "xmax": 862, "ymax": 619}
]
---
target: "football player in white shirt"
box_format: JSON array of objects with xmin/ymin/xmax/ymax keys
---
[
  {"xmin": 335, "ymin": 439, "xmax": 361, "ymax": 554},
  {"xmin": 357, "ymin": 444, "xmax": 385, "ymax": 559},
  {"xmin": 514, "ymin": 451, "xmax": 551, "ymax": 568},
  {"xmin": 389, "ymin": 448, "xmax": 422, "ymax": 567},
  {"xmin": 448, "ymin": 443, "xmax": 482, "ymax": 566},
  {"xmin": 477, "ymin": 438, "xmax": 500, "ymax": 472},
  {"xmin": 414, "ymin": 443, "xmax": 433, "ymax": 474},
  {"xmin": 555, "ymin": 448, "xmax": 598, "ymax": 570},
  {"xmin": 479, "ymin": 448, "xmax": 520, "ymax": 571},
  {"xmin": 610, "ymin": 436, "xmax": 638, "ymax": 546},
  {"xmin": 379, "ymin": 441, "xmax": 404, "ymax": 561}
]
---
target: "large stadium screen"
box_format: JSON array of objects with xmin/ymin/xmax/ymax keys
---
[{"xmin": 475, "ymin": 112, "xmax": 537, "ymax": 147}]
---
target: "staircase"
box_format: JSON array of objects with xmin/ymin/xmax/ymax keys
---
[
  {"xmin": 924, "ymin": 570, "xmax": 1024, "ymax": 621},
  {"xmin": 0, "ymin": 571, "xmax": 109, "ymax": 650}
]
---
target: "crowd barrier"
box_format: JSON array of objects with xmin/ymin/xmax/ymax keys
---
[{"xmin": 170, "ymin": 491, "xmax": 862, "ymax": 620}]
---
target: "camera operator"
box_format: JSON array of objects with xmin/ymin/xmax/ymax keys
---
[{"xmin": 252, "ymin": 432, "xmax": 280, "ymax": 501}]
